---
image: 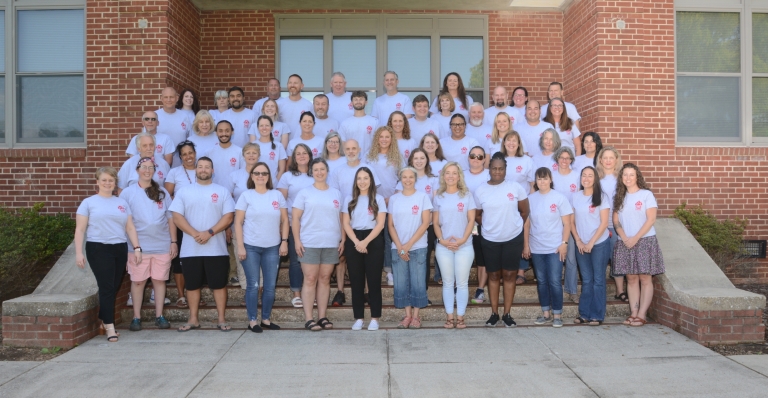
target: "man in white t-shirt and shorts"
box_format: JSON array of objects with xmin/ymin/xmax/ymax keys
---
[
  {"xmin": 126, "ymin": 111, "xmax": 175, "ymax": 165},
  {"xmin": 325, "ymin": 72, "xmax": 354, "ymax": 124},
  {"xmin": 170, "ymin": 156, "xmax": 235, "ymax": 332},
  {"xmin": 371, "ymin": 71, "xmax": 414, "ymax": 123}
]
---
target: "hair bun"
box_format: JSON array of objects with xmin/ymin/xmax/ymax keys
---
[{"xmin": 491, "ymin": 151, "xmax": 505, "ymax": 160}]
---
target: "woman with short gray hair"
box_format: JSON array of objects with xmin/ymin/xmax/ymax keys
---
[{"xmin": 210, "ymin": 90, "xmax": 229, "ymax": 122}]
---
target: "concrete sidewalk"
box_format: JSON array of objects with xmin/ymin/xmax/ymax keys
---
[{"xmin": 2, "ymin": 324, "xmax": 768, "ymax": 397}]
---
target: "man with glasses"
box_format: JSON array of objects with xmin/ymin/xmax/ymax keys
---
[
  {"xmin": 126, "ymin": 111, "xmax": 175, "ymax": 166},
  {"xmin": 117, "ymin": 132, "xmax": 171, "ymax": 195},
  {"xmin": 326, "ymin": 72, "xmax": 354, "ymax": 124},
  {"xmin": 371, "ymin": 71, "xmax": 414, "ymax": 123},
  {"xmin": 541, "ymin": 82, "xmax": 581, "ymax": 130},
  {"xmin": 440, "ymin": 114, "xmax": 480, "ymax": 171},
  {"xmin": 484, "ymin": 86, "xmax": 519, "ymax": 126},
  {"xmin": 156, "ymin": 87, "xmax": 192, "ymax": 167}
]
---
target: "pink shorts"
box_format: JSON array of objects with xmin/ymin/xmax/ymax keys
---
[{"xmin": 127, "ymin": 253, "xmax": 172, "ymax": 282}]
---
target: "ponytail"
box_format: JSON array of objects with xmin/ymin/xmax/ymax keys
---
[
  {"xmin": 144, "ymin": 179, "xmax": 166, "ymax": 204},
  {"xmin": 257, "ymin": 115, "xmax": 276, "ymax": 150}
]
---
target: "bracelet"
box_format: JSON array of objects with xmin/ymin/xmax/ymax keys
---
[
  {"xmin": 171, "ymin": 242, "xmax": 178, "ymax": 244},
  {"xmin": 281, "ymin": 239, "xmax": 288, "ymax": 242},
  {"xmin": 134, "ymin": 247, "xmax": 142, "ymax": 252}
]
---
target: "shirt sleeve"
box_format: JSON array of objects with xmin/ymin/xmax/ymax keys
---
[
  {"xmin": 473, "ymin": 190, "xmax": 483, "ymax": 210},
  {"xmin": 515, "ymin": 182, "xmax": 529, "ymax": 201},
  {"xmin": 235, "ymin": 192, "xmax": 249, "ymax": 212},
  {"xmin": 223, "ymin": 191, "xmax": 236, "ymax": 214},
  {"xmin": 422, "ymin": 193, "xmax": 434, "ymax": 211},
  {"xmin": 645, "ymin": 191, "xmax": 658, "ymax": 209},
  {"xmin": 376, "ymin": 195, "xmax": 388, "ymax": 214},
  {"xmin": 558, "ymin": 194, "xmax": 574, "ymax": 216},
  {"xmin": 168, "ymin": 191, "xmax": 185, "ymax": 215},
  {"xmin": 292, "ymin": 189, "xmax": 307, "ymax": 211},
  {"xmin": 467, "ymin": 193, "xmax": 477, "ymax": 210},
  {"xmin": 76, "ymin": 198, "xmax": 90, "ymax": 217},
  {"xmin": 276, "ymin": 174, "xmax": 290, "ymax": 190}
]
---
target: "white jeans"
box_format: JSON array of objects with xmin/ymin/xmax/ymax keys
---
[{"xmin": 435, "ymin": 244, "xmax": 475, "ymax": 316}]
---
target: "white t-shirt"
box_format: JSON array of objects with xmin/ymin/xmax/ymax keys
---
[
  {"xmin": 187, "ymin": 134, "xmax": 220, "ymax": 160},
  {"xmin": 126, "ymin": 133, "xmax": 175, "ymax": 159},
  {"xmin": 552, "ymin": 122, "xmax": 581, "ymax": 153},
  {"xmin": 287, "ymin": 134, "xmax": 325, "ymax": 159},
  {"xmin": 430, "ymin": 159, "xmax": 448, "ymax": 176},
  {"xmin": 601, "ymin": 174, "xmax": 618, "ymax": 228},
  {"xmin": 325, "ymin": 157, "xmax": 347, "ymax": 178},
  {"xmin": 429, "ymin": 113, "xmax": 453, "ymax": 139},
  {"xmin": 367, "ymin": 154, "xmax": 402, "ymax": 198},
  {"xmin": 292, "ymin": 185, "xmax": 343, "ymax": 248},
  {"xmin": 430, "ymin": 95, "xmax": 474, "ymax": 118},
  {"xmin": 527, "ymin": 190, "xmax": 574, "ymax": 254},
  {"xmin": 441, "ymin": 135, "xmax": 480, "ymax": 172},
  {"xmin": 76, "ymin": 195, "xmax": 130, "ymax": 244},
  {"xmin": 165, "ymin": 166, "xmax": 196, "ymax": 194},
  {"xmin": 209, "ymin": 109, "xmax": 225, "ymax": 123},
  {"xmin": 473, "ymin": 180, "xmax": 528, "ymax": 242},
  {"xmin": 156, "ymin": 109, "xmax": 191, "ymax": 167},
  {"xmin": 117, "ymin": 155, "xmax": 171, "ymax": 189},
  {"xmin": 486, "ymin": 138, "xmax": 504, "ymax": 158},
  {"xmin": 387, "ymin": 191, "xmax": 433, "ymax": 250},
  {"xmin": 463, "ymin": 169, "xmax": 489, "ymax": 193},
  {"xmin": 466, "ymin": 123, "xmax": 493, "ymax": 149},
  {"xmin": 204, "ymin": 144, "xmax": 245, "ymax": 187},
  {"xmin": 326, "ymin": 92, "xmax": 354, "ymax": 124},
  {"xmin": 220, "ymin": 108, "xmax": 256, "ymax": 148},
  {"xmin": 433, "ymin": 191, "xmax": 476, "ymax": 249},
  {"xmin": 510, "ymin": 106, "xmax": 526, "ymax": 124},
  {"xmin": 397, "ymin": 138, "xmax": 416, "ymax": 163},
  {"xmin": 256, "ymin": 140, "xmax": 287, "ymax": 183},
  {"xmin": 371, "ymin": 92, "xmax": 414, "ymax": 123},
  {"xmin": 409, "ymin": 117, "xmax": 441, "ymax": 144},
  {"xmin": 331, "ymin": 161, "xmax": 381, "ymax": 199},
  {"xmin": 179, "ymin": 109, "xmax": 195, "ymax": 122},
  {"xmin": 572, "ymin": 155, "xmax": 595, "ymax": 175},
  {"xmin": 253, "ymin": 96, "xmax": 288, "ymax": 117},
  {"xmin": 227, "ymin": 168, "xmax": 251, "ymax": 202},
  {"xmin": 249, "ymin": 120, "xmax": 291, "ymax": 146},
  {"xmin": 532, "ymin": 153, "xmax": 558, "ymax": 174},
  {"xmin": 278, "ymin": 97, "xmax": 313, "ymax": 138},
  {"xmin": 542, "ymin": 101, "xmax": 581, "ymax": 121},
  {"xmin": 396, "ymin": 174, "xmax": 439, "ymax": 201},
  {"xmin": 168, "ymin": 183, "xmax": 235, "ymax": 257},
  {"xmin": 338, "ymin": 115, "xmax": 379, "ymax": 156},
  {"xmin": 505, "ymin": 156, "xmax": 535, "ymax": 187},
  {"xmin": 313, "ymin": 117, "xmax": 340, "ymax": 140},
  {"xmin": 551, "ymin": 169, "xmax": 581, "ymax": 205},
  {"xmin": 235, "ymin": 189, "xmax": 286, "ymax": 248},
  {"xmin": 276, "ymin": 172, "xmax": 315, "ymax": 224},
  {"xmin": 484, "ymin": 105, "xmax": 519, "ymax": 126},
  {"xmin": 342, "ymin": 194, "xmax": 387, "ymax": 230},
  {"xmin": 617, "ymin": 189, "xmax": 657, "ymax": 239},
  {"xmin": 119, "ymin": 184, "xmax": 172, "ymax": 254},
  {"xmin": 515, "ymin": 121, "xmax": 554, "ymax": 157},
  {"xmin": 572, "ymin": 191, "xmax": 610, "ymax": 245}
]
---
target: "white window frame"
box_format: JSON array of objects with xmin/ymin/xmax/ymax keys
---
[
  {"xmin": 274, "ymin": 14, "xmax": 489, "ymax": 106},
  {"xmin": 1, "ymin": 0, "xmax": 86, "ymax": 149},
  {"xmin": 675, "ymin": 0, "xmax": 768, "ymax": 146}
]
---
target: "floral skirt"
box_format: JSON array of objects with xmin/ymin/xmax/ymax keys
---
[{"xmin": 612, "ymin": 235, "xmax": 665, "ymax": 276}]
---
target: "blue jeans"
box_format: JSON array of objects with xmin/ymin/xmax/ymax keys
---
[
  {"xmin": 435, "ymin": 244, "xmax": 474, "ymax": 316},
  {"xmin": 564, "ymin": 235, "xmax": 578, "ymax": 294},
  {"xmin": 287, "ymin": 227, "xmax": 303, "ymax": 291},
  {"xmin": 391, "ymin": 247, "xmax": 428, "ymax": 308},
  {"xmin": 242, "ymin": 243, "xmax": 280, "ymax": 321},
  {"xmin": 576, "ymin": 239, "xmax": 611, "ymax": 321},
  {"xmin": 531, "ymin": 253, "xmax": 564, "ymax": 314}
]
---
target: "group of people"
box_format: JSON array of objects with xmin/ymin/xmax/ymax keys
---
[{"xmin": 74, "ymin": 70, "xmax": 665, "ymax": 341}]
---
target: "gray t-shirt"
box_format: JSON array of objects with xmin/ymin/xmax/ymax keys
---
[
  {"xmin": 433, "ymin": 191, "xmax": 477, "ymax": 249},
  {"xmin": 76, "ymin": 195, "xmax": 130, "ymax": 244},
  {"xmin": 292, "ymin": 185, "xmax": 343, "ymax": 248},
  {"xmin": 169, "ymin": 183, "xmax": 235, "ymax": 258},
  {"xmin": 235, "ymin": 189, "xmax": 286, "ymax": 248},
  {"xmin": 473, "ymin": 181, "xmax": 528, "ymax": 242},
  {"xmin": 119, "ymin": 184, "xmax": 172, "ymax": 254},
  {"xmin": 276, "ymin": 172, "xmax": 314, "ymax": 224},
  {"xmin": 387, "ymin": 191, "xmax": 433, "ymax": 250},
  {"xmin": 204, "ymin": 144, "xmax": 244, "ymax": 187},
  {"xmin": 342, "ymin": 194, "xmax": 387, "ymax": 231}
]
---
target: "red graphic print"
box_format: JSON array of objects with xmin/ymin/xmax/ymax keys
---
[
  {"xmin": 570, "ymin": 183, "xmax": 577, "ymax": 192},
  {"xmin": 635, "ymin": 201, "xmax": 643, "ymax": 211},
  {"xmin": 404, "ymin": 149, "xmax": 410, "ymax": 159},
  {"xmin": 156, "ymin": 145, "xmax": 163, "ymax": 153},
  {"xmin": 348, "ymin": 103, "xmax": 353, "ymax": 110},
  {"xmin": 273, "ymin": 130, "xmax": 280, "ymax": 137},
  {"xmin": 589, "ymin": 205, "xmax": 596, "ymax": 214},
  {"xmin": 230, "ymin": 158, "xmax": 237, "ymax": 166},
  {"xmin": 157, "ymin": 171, "xmax": 164, "ymax": 179},
  {"xmin": 157, "ymin": 201, "xmax": 164, "ymax": 209},
  {"xmin": 425, "ymin": 185, "xmax": 432, "ymax": 194},
  {"xmin": 412, "ymin": 205, "xmax": 419, "ymax": 215},
  {"xmin": 553, "ymin": 163, "xmax": 559, "ymax": 171},
  {"xmin": 366, "ymin": 126, "xmax": 373, "ymax": 134},
  {"xmin": 312, "ymin": 148, "xmax": 319, "ymax": 157},
  {"xmin": 550, "ymin": 203, "xmax": 557, "ymax": 213},
  {"xmin": 181, "ymin": 122, "xmax": 187, "ymax": 130},
  {"xmin": 457, "ymin": 202, "xmax": 465, "ymax": 212},
  {"xmin": 244, "ymin": 120, "xmax": 250, "ymax": 130},
  {"xmin": 270, "ymin": 151, "xmax": 276, "ymax": 160},
  {"xmin": 118, "ymin": 205, "xmax": 126, "ymax": 213},
  {"xmin": 333, "ymin": 200, "xmax": 340, "ymax": 209},
  {"xmin": 211, "ymin": 193, "xmax": 219, "ymax": 203},
  {"xmin": 396, "ymin": 103, "xmax": 402, "ymax": 110},
  {"xmin": 516, "ymin": 165, "xmax": 523, "ymax": 173},
  {"xmin": 507, "ymin": 193, "xmax": 515, "ymax": 201},
  {"xmin": 272, "ymin": 201, "xmax": 279, "ymax": 210},
  {"xmin": 461, "ymin": 147, "xmax": 468, "ymax": 154}
]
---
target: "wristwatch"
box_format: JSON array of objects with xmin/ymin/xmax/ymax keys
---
[
  {"xmin": 562, "ymin": 241, "xmax": 568, "ymax": 245},
  {"xmin": 208, "ymin": 228, "xmax": 215, "ymax": 236}
]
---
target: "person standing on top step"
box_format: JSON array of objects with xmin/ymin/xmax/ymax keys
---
[
  {"xmin": 371, "ymin": 71, "xmax": 414, "ymax": 122},
  {"xmin": 176, "ymin": 89, "xmax": 200, "ymax": 122},
  {"xmin": 509, "ymin": 87, "xmax": 528, "ymax": 123},
  {"xmin": 541, "ymin": 82, "xmax": 581, "ymax": 131},
  {"xmin": 484, "ymin": 86, "xmax": 518, "ymax": 126},
  {"xmin": 210, "ymin": 90, "xmax": 230, "ymax": 123},
  {"xmin": 516, "ymin": 100, "xmax": 554, "ymax": 158},
  {"xmin": 430, "ymin": 72, "xmax": 473, "ymax": 118},
  {"xmin": 253, "ymin": 78, "xmax": 286, "ymax": 118},
  {"xmin": 543, "ymin": 97, "xmax": 581, "ymax": 156},
  {"xmin": 126, "ymin": 111, "xmax": 175, "ymax": 166},
  {"xmin": 170, "ymin": 156, "xmax": 235, "ymax": 332},
  {"xmin": 279, "ymin": 74, "xmax": 313, "ymax": 137},
  {"xmin": 325, "ymin": 72, "xmax": 354, "ymax": 124},
  {"xmin": 120, "ymin": 157, "xmax": 176, "ymax": 332},
  {"xmin": 156, "ymin": 87, "xmax": 191, "ymax": 167}
]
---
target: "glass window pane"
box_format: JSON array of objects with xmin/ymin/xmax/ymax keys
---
[
  {"xmin": 333, "ymin": 38, "xmax": 376, "ymax": 88},
  {"xmin": 754, "ymin": 14, "xmax": 768, "ymax": 73},
  {"xmin": 388, "ymin": 38, "xmax": 430, "ymax": 88},
  {"xmin": 18, "ymin": 10, "xmax": 84, "ymax": 73},
  {"xmin": 17, "ymin": 76, "xmax": 84, "ymax": 143},
  {"xmin": 0, "ymin": 11, "xmax": 5, "ymax": 73},
  {"xmin": 754, "ymin": 78, "xmax": 768, "ymax": 138},
  {"xmin": 280, "ymin": 38, "xmax": 323, "ymax": 88},
  {"xmin": 676, "ymin": 12, "xmax": 740, "ymax": 73},
  {"xmin": 0, "ymin": 77, "xmax": 4, "ymax": 140},
  {"xmin": 677, "ymin": 76, "xmax": 739, "ymax": 141},
  {"xmin": 467, "ymin": 91, "xmax": 484, "ymax": 107},
  {"xmin": 441, "ymin": 38, "xmax": 483, "ymax": 89}
]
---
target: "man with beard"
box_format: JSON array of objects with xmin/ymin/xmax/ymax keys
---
[
  {"xmin": 156, "ymin": 87, "xmax": 191, "ymax": 167},
  {"xmin": 126, "ymin": 111, "xmax": 175, "ymax": 165},
  {"xmin": 371, "ymin": 71, "xmax": 414, "ymax": 123},
  {"xmin": 221, "ymin": 86, "xmax": 256, "ymax": 148},
  {"xmin": 253, "ymin": 78, "xmax": 286, "ymax": 117},
  {"xmin": 278, "ymin": 74, "xmax": 313, "ymax": 139},
  {"xmin": 516, "ymin": 100, "xmax": 554, "ymax": 158},
  {"xmin": 325, "ymin": 72, "xmax": 354, "ymax": 124},
  {"xmin": 408, "ymin": 94, "xmax": 441, "ymax": 144},
  {"xmin": 204, "ymin": 120, "xmax": 245, "ymax": 187},
  {"xmin": 170, "ymin": 156, "xmax": 235, "ymax": 332},
  {"xmin": 312, "ymin": 94, "xmax": 339, "ymax": 139},
  {"xmin": 338, "ymin": 91, "xmax": 379, "ymax": 156},
  {"xmin": 484, "ymin": 86, "xmax": 518, "ymax": 126},
  {"xmin": 466, "ymin": 103, "xmax": 493, "ymax": 153}
]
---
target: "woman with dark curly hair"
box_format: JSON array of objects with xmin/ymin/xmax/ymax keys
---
[{"xmin": 176, "ymin": 88, "xmax": 200, "ymax": 121}]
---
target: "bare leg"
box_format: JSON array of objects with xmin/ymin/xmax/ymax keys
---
[
  {"xmin": 174, "ymin": 273, "xmax": 186, "ymax": 302},
  {"xmin": 131, "ymin": 279, "xmax": 148, "ymax": 319},
  {"xmin": 502, "ymin": 270, "xmax": 517, "ymax": 314},
  {"xmin": 487, "ymin": 270, "xmax": 501, "ymax": 314},
  {"xmin": 614, "ymin": 275, "xmax": 625, "ymax": 295},
  {"xmin": 637, "ymin": 275, "xmax": 654, "ymax": 320},
  {"xmin": 212, "ymin": 288, "xmax": 228, "ymax": 325},
  {"xmin": 151, "ymin": 279, "xmax": 166, "ymax": 317},
  {"xmin": 478, "ymin": 266, "xmax": 488, "ymax": 290},
  {"xmin": 301, "ymin": 263, "xmax": 320, "ymax": 321},
  {"xmin": 317, "ymin": 263, "xmax": 335, "ymax": 319},
  {"xmin": 625, "ymin": 274, "xmax": 640, "ymax": 319},
  {"xmin": 185, "ymin": 289, "xmax": 201, "ymax": 326},
  {"xmin": 405, "ymin": 307, "xmax": 412, "ymax": 318}
]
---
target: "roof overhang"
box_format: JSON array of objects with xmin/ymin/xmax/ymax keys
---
[{"xmin": 191, "ymin": 0, "xmax": 573, "ymax": 12}]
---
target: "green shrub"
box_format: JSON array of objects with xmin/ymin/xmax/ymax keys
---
[{"xmin": 673, "ymin": 203, "xmax": 750, "ymax": 271}]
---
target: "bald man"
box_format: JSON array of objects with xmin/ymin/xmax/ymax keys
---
[
  {"xmin": 156, "ymin": 87, "xmax": 191, "ymax": 167},
  {"xmin": 484, "ymin": 86, "xmax": 519, "ymax": 126}
]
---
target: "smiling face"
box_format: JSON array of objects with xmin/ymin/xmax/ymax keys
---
[
  {"xmin": 378, "ymin": 130, "xmax": 392, "ymax": 151},
  {"xmin": 258, "ymin": 118, "xmax": 273, "ymax": 138},
  {"xmin": 294, "ymin": 146, "xmax": 310, "ymax": 167},
  {"xmin": 287, "ymin": 76, "xmax": 303, "ymax": 96},
  {"xmin": 583, "ymin": 135, "xmax": 596, "ymax": 155},
  {"xmin": 526, "ymin": 101, "xmax": 541, "ymax": 123},
  {"xmin": 414, "ymin": 101, "xmax": 429, "ymax": 118},
  {"xmin": 439, "ymin": 96, "xmax": 452, "ymax": 113},
  {"xmin": 581, "ymin": 168, "xmax": 595, "ymax": 190},
  {"xmin": 229, "ymin": 90, "xmax": 244, "ymax": 110},
  {"xmin": 180, "ymin": 145, "xmax": 196, "ymax": 169},
  {"xmin": 138, "ymin": 136, "xmax": 155, "ymax": 157},
  {"xmin": 198, "ymin": 118, "xmax": 212, "ymax": 135},
  {"xmin": 216, "ymin": 123, "xmax": 232, "ymax": 144},
  {"xmin": 548, "ymin": 84, "xmax": 563, "ymax": 101},
  {"xmin": 536, "ymin": 174, "xmax": 552, "ymax": 192},
  {"xmin": 446, "ymin": 74, "xmax": 459, "ymax": 91},
  {"xmin": 161, "ymin": 87, "xmax": 178, "ymax": 111},
  {"xmin": 330, "ymin": 75, "xmax": 346, "ymax": 95},
  {"xmin": 443, "ymin": 164, "xmax": 460, "ymax": 187},
  {"xmin": 196, "ymin": 159, "xmax": 213, "ymax": 181},
  {"xmin": 600, "ymin": 149, "xmax": 617, "ymax": 172},
  {"xmin": 549, "ymin": 99, "xmax": 564, "ymax": 119},
  {"xmin": 504, "ymin": 134, "xmax": 520, "ymax": 155},
  {"xmin": 343, "ymin": 140, "xmax": 360, "ymax": 161},
  {"xmin": 216, "ymin": 95, "xmax": 229, "ymax": 110},
  {"xmin": 512, "ymin": 88, "xmax": 527, "ymax": 107},
  {"xmin": 325, "ymin": 135, "xmax": 341, "ymax": 155},
  {"xmin": 400, "ymin": 169, "xmax": 416, "ymax": 189},
  {"xmin": 97, "ymin": 172, "xmax": 116, "ymax": 193},
  {"xmin": 489, "ymin": 158, "xmax": 506, "ymax": 183},
  {"xmin": 542, "ymin": 132, "xmax": 555, "ymax": 152},
  {"xmin": 355, "ymin": 169, "xmax": 371, "ymax": 192},
  {"xmin": 182, "ymin": 91, "xmax": 194, "ymax": 107},
  {"xmin": 137, "ymin": 161, "xmax": 155, "ymax": 182},
  {"xmin": 243, "ymin": 147, "xmax": 260, "ymax": 167},
  {"xmin": 314, "ymin": 96, "xmax": 329, "ymax": 118},
  {"xmin": 300, "ymin": 114, "xmax": 315, "ymax": 134},
  {"xmin": 557, "ymin": 150, "xmax": 573, "ymax": 171},
  {"xmin": 621, "ymin": 167, "xmax": 638, "ymax": 190},
  {"xmin": 384, "ymin": 72, "xmax": 398, "ymax": 92},
  {"xmin": 262, "ymin": 100, "xmax": 278, "ymax": 118},
  {"xmin": 411, "ymin": 151, "xmax": 428, "ymax": 171},
  {"xmin": 422, "ymin": 136, "xmax": 438, "ymax": 155},
  {"xmin": 311, "ymin": 161, "xmax": 328, "ymax": 183},
  {"xmin": 390, "ymin": 113, "xmax": 405, "ymax": 135},
  {"xmin": 251, "ymin": 164, "xmax": 271, "ymax": 186},
  {"xmin": 494, "ymin": 113, "xmax": 510, "ymax": 133},
  {"xmin": 352, "ymin": 96, "xmax": 366, "ymax": 111}
]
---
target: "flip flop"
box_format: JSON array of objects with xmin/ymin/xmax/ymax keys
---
[
  {"xmin": 217, "ymin": 323, "xmax": 232, "ymax": 332},
  {"xmin": 177, "ymin": 323, "xmax": 200, "ymax": 332},
  {"xmin": 176, "ymin": 297, "xmax": 188, "ymax": 308},
  {"xmin": 516, "ymin": 275, "xmax": 526, "ymax": 285}
]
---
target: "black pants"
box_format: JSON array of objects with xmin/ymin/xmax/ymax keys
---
[
  {"xmin": 345, "ymin": 229, "xmax": 384, "ymax": 319},
  {"xmin": 85, "ymin": 241, "xmax": 127, "ymax": 324},
  {"xmin": 427, "ymin": 224, "xmax": 440, "ymax": 286}
]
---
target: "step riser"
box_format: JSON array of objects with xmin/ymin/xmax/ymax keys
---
[{"xmin": 123, "ymin": 303, "xmax": 630, "ymax": 323}]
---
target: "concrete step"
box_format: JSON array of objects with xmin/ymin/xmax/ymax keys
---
[{"xmin": 121, "ymin": 297, "xmax": 631, "ymax": 323}]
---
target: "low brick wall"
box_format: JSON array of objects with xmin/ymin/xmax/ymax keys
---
[{"xmin": 2, "ymin": 307, "xmax": 101, "ymax": 349}]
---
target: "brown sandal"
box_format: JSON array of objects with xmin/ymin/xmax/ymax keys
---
[
  {"xmin": 623, "ymin": 316, "xmax": 636, "ymax": 325},
  {"xmin": 456, "ymin": 318, "xmax": 466, "ymax": 329},
  {"xmin": 630, "ymin": 317, "xmax": 647, "ymax": 327},
  {"xmin": 444, "ymin": 318, "xmax": 455, "ymax": 329}
]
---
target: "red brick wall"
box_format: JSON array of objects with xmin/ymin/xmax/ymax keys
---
[
  {"xmin": 2, "ymin": 308, "xmax": 101, "ymax": 349},
  {"xmin": 563, "ymin": 0, "xmax": 599, "ymax": 132},
  {"xmin": 167, "ymin": 0, "xmax": 201, "ymax": 93}
]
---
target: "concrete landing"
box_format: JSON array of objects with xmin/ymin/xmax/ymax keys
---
[{"xmin": 2, "ymin": 326, "xmax": 768, "ymax": 397}]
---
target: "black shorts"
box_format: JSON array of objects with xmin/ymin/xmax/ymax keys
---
[
  {"xmin": 480, "ymin": 232, "xmax": 524, "ymax": 273},
  {"xmin": 472, "ymin": 228, "xmax": 485, "ymax": 267},
  {"xmin": 179, "ymin": 255, "xmax": 229, "ymax": 290}
]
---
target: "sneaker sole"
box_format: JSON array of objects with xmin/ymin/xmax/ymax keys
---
[{"xmin": 504, "ymin": 323, "xmax": 517, "ymax": 328}]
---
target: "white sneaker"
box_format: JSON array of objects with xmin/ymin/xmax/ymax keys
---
[
  {"xmin": 387, "ymin": 273, "xmax": 394, "ymax": 286},
  {"xmin": 127, "ymin": 293, "xmax": 133, "ymax": 306},
  {"xmin": 367, "ymin": 319, "xmax": 379, "ymax": 331},
  {"xmin": 352, "ymin": 319, "xmax": 364, "ymax": 330},
  {"xmin": 149, "ymin": 289, "xmax": 155, "ymax": 303}
]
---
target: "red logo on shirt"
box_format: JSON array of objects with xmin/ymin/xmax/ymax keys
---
[
  {"xmin": 348, "ymin": 103, "xmax": 353, "ymax": 110},
  {"xmin": 267, "ymin": 151, "xmax": 274, "ymax": 160},
  {"xmin": 273, "ymin": 130, "xmax": 280, "ymax": 137},
  {"xmin": 156, "ymin": 144, "xmax": 163, "ymax": 153},
  {"xmin": 516, "ymin": 165, "xmax": 523, "ymax": 173},
  {"xmin": 553, "ymin": 163, "xmax": 558, "ymax": 171},
  {"xmin": 368, "ymin": 207, "xmax": 373, "ymax": 215},
  {"xmin": 412, "ymin": 205, "xmax": 419, "ymax": 215},
  {"xmin": 157, "ymin": 171, "xmax": 164, "ymax": 179},
  {"xmin": 425, "ymin": 185, "xmax": 432, "ymax": 194},
  {"xmin": 312, "ymin": 148, "xmax": 319, "ymax": 157},
  {"xmin": 211, "ymin": 193, "xmax": 219, "ymax": 203},
  {"xmin": 485, "ymin": 133, "xmax": 491, "ymax": 140},
  {"xmin": 635, "ymin": 201, "xmax": 643, "ymax": 210},
  {"xmin": 510, "ymin": 116, "xmax": 516, "ymax": 123},
  {"xmin": 429, "ymin": 130, "xmax": 435, "ymax": 135},
  {"xmin": 230, "ymin": 158, "xmax": 236, "ymax": 166},
  {"xmin": 507, "ymin": 193, "xmax": 515, "ymax": 201},
  {"xmin": 157, "ymin": 201, "xmax": 164, "ymax": 209},
  {"xmin": 459, "ymin": 105, "xmax": 466, "ymax": 110},
  {"xmin": 333, "ymin": 200, "xmax": 340, "ymax": 209},
  {"xmin": 550, "ymin": 204, "xmax": 557, "ymax": 213},
  {"xmin": 404, "ymin": 149, "xmax": 410, "ymax": 159},
  {"xmin": 570, "ymin": 184, "xmax": 577, "ymax": 192},
  {"xmin": 366, "ymin": 126, "xmax": 373, "ymax": 134},
  {"xmin": 589, "ymin": 205, "xmax": 596, "ymax": 214},
  {"xmin": 461, "ymin": 147, "xmax": 468, "ymax": 154},
  {"xmin": 181, "ymin": 122, "xmax": 187, "ymax": 130},
  {"xmin": 565, "ymin": 130, "xmax": 572, "ymax": 135},
  {"xmin": 244, "ymin": 120, "xmax": 250, "ymax": 130},
  {"xmin": 457, "ymin": 202, "xmax": 465, "ymax": 212},
  {"xmin": 272, "ymin": 201, "xmax": 279, "ymax": 210},
  {"xmin": 396, "ymin": 103, "xmax": 402, "ymax": 110},
  {"xmin": 118, "ymin": 205, "xmax": 126, "ymax": 213}
]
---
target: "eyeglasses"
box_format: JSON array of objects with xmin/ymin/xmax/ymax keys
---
[
  {"xmin": 558, "ymin": 156, "xmax": 573, "ymax": 161},
  {"xmin": 142, "ymin": 117, "xmax": 158, "ymax": 122},
  {"xmin": 469, "ymin": 154, "xmax": 485, "ymax": 160},
  {"xmin": 251, "ymin": 171, "xmax": 270, "ymax": 177},
  {"xmin": 450, "ymin": 123, "xmax": 466, "ymax": 127},
  {"xmin": 139, "ymin": 166, "xmax": 155, "ymax": 171}
]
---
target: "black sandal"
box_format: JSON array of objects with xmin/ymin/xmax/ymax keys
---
[
  {"xmin": 574, "ymin": 316, "xmax": 589, "ymax": 324},
  {"xmin": 317, "ymin": 317, "xmax": 334, "ymax": 329},
  {"xmin": 615, "ymin": 292, "xmax": 629, "ymax": 302},
  {"xmin": 304, "ymin": 320, "xmax": 321, "ymax": 331}
]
